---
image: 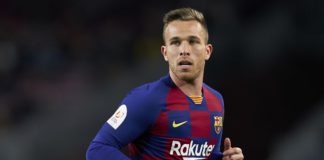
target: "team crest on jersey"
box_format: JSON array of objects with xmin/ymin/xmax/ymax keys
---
[
  {"xmin": 214, "ymin": 116, "xmax": 223, "ymax": 134},
  {"xmin": 107, "ymin": 104, "xmax": 127, "ymax": 130}
]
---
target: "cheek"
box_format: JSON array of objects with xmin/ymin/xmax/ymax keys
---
[
  {"xmin": 167, "ymin": 48, "xmax": 178, "ymax": 59},
  {"xmin": 193, "ymin": 48, "xmax": 207, "ymax": 60},
  {"xmin": 194, "ymin": 54, "xmax": 207, "ymax": 68}
]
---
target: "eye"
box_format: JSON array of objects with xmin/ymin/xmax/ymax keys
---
[
  {"xmin": 170, "ymin": 40, "xmax": 180, "ymax": 46},
  {"xmin": 189, "ymin": 38, "xmax": 200, "ymax": 45}
]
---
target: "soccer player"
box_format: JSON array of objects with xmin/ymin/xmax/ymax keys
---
[{"xmin": 86, "ymin": 7, "xmax": 244, "ymax": 160}]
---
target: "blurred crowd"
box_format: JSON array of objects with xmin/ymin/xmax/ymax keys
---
[{"xmin": 0, "ymin": 0, "xmax": 323, "ymax": 160}]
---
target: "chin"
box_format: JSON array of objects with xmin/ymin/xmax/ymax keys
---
[{"xmin": 177, "ymin": 73, "xmax": 196, "ymax": 82}]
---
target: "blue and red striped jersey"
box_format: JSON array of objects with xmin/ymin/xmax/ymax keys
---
[{"xmin": 87, "ymin": 75, "xmax": 224, "ymax": 160}]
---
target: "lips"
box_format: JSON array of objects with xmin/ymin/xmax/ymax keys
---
[
  {"xmin": 177, "ymin": 60, "xmax": 193, "ymax": 70},
  {"xmin": 178, "ymin": 60, "xmax": 193, "ymax": 66}
]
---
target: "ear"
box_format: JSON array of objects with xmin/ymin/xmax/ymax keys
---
[
  {"xmin": 161, "ymin": 45, "xmax": 168, "ymax": 61},
  {"xmin": 205, "ymin": 44, "xmax": 213, "ymax": 60}
]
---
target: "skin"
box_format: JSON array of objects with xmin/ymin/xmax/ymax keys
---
[
  {"xmin": 161, "ymin": 20, "xmax": 244, "ymax": 160},
  {"xmin": 161, "ymin": 20, "xmax": 212, "ymax": 96},
  {"xmin": 223, "ymin": 138, "xmax": 244, "ymax": 160}
]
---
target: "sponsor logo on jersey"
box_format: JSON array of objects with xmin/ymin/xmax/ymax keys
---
[
  {"xmin": 170, "ymin": 140, "xmax": 215, "ymax": 160},
  {"xmin": 172, "ymin": 120, "xmax": 188, "ymax": 128},
  {"xmin": 107, "ymin": 104, "xmax": 127, "ymax": 129},
  {"xmin": 214, "ymin": 116, "xmax": 223, "ymax": 134}
]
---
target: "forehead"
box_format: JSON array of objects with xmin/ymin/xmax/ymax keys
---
[{"xmin": 164, "ymin": 20, "xmax": 206, "ymax": 41}]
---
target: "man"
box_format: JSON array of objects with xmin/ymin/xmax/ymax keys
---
[{"xmin": 86, "ymin": 7, "xmax": 244, "ymax": 160}]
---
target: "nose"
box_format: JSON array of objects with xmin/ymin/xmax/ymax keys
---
[
  {"xmin": 180, "ymin": 52, "xmax": 190, "ymax": 56},
  {"xmin": 179, "ymin": 42, "xmax": 190, "ymax": 56}
]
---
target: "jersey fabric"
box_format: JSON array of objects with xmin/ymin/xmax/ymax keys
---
[{"xmin": 86, "ymin": 75, "xmax": 225, "ymax": 160}]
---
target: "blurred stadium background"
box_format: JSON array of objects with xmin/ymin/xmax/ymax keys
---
[{"xmin": 0, "ymin": 0, "xmax": 323, "ymax": 160}]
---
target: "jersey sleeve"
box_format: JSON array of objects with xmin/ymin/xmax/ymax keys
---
[
  {"xmin": 86, "ymin": 86, "xmax": 160, "ymax": 160},
  {"xmin": 206, "ymin": 86, "xmax": 225, "ymax": 160},
  {"xmin": 214, "ymin": 92, "xmax": 225, "ymax": 160}
]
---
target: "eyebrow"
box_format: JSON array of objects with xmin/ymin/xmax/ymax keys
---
[
  {"xmin": 188, "ymin": 35, "xmax": 201, "ymax": 41},
  {"xmin": 169, "ymin": 37, "xmax": 181, "ymax": 42},
  {"xmin": 169, "ymin": 35, "xmax": 201, "ymax": 41}
]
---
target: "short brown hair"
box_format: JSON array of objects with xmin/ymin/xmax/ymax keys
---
[{"xmin": 163, "ymin": 7, "xmax": 209, "ymax": 43}]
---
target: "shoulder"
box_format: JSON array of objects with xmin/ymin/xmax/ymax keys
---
[
  {"xmin": 122, "ymin": 75, "xmax": 171, "ymax": 106},
  {"xmin": 127, "ymin": 77, "xmax": 170, "ymax": 98},
  {"xmin": 118, "ymin": 76, "xmax": 171, "ymax": 123},
  {"xmin": 203, "ymin": 84, "xmax": 224, "ymax": 99},
  {"xmin": 203, "ymin": 83, "xmax": 225, "ymax": 106}
]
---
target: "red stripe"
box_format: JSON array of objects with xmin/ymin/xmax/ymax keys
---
[
  {"xmin": 204, "ymin": 87, "xmax": 222, "ymax": 111},
  {"xmin": 128, "ymin": 143, "xmax": 139, "ymax": 157},
  {"xmin": 208, "ymin": 138, "xmax": 217, "ymax": 145},
  {"xmin": 190, "ymin": 111, "xmax": 211, "ymax": 138},
  {"xmin": 150, "ymin": 111, "xmax": 168, "ymax": 136},
  {"xmin": 166, "ymin": 87, "xmax": 190, "ymax": 111}
]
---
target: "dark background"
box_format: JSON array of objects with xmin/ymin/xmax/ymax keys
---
[{"xmin": 0, "ymin": 0, "xmax": 323, "ymax": 160}]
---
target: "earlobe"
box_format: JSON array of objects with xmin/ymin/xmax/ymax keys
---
[{"xmin": 161, "ymin": 46, "xmax": 168, "ymax": 61}]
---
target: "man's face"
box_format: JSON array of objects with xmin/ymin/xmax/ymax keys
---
[{"xmin": 161, "ymin": 20, "xmax": 213, "ymax": 82}]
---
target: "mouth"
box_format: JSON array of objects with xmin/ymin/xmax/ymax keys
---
[
  {"xmin": 177, "ymin": 60, "xmax": 193, "ymax": 70},
  {"xmin": 178, "ymin": 60, "xmax": 193, "ymax": 66}
]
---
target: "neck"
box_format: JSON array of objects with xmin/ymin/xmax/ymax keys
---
[{"xmin": 169, "ymin": 71, "xmax": 204, "ymax": 96}]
